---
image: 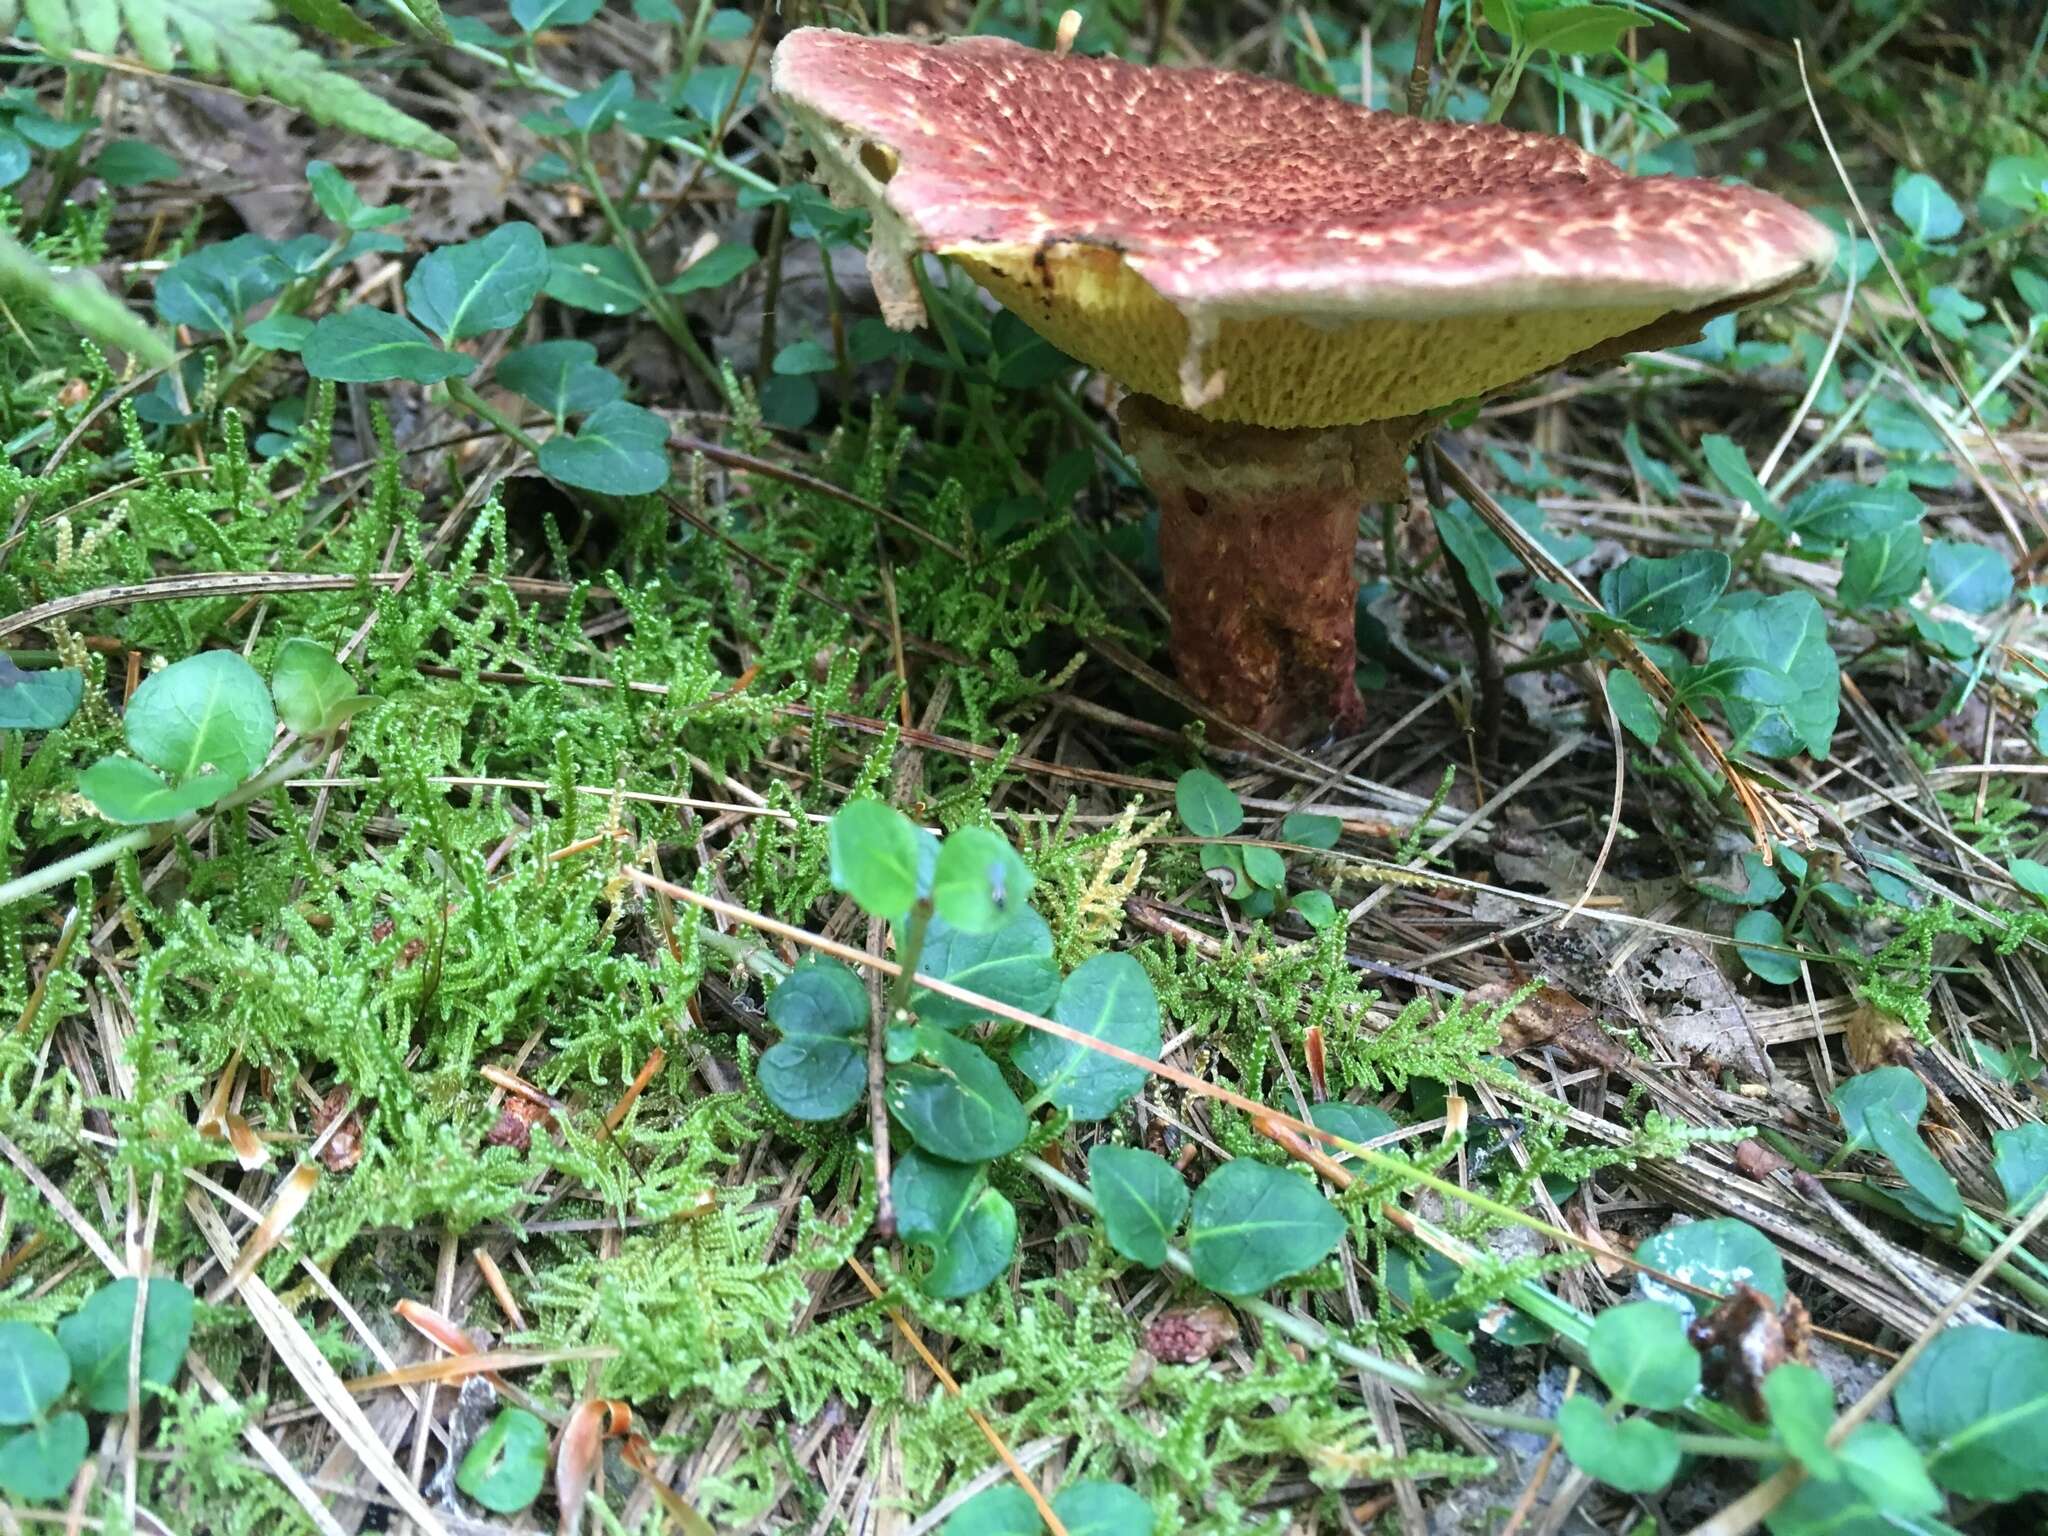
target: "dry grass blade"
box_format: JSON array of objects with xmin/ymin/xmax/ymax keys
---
[
  {"xmin": 845, "ymin": 1258, "xmax": 1069, "ymax": 1536},
  {"xmin": 217, "ymin": 1162, "xmax": 318, "ymax": 1297},
  {"xmin": 185, "ymin": 1188, "xmax": 453, "ymax": 1536}
]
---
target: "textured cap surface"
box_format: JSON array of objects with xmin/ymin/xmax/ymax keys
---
[{"xmin": 774, "ymin": 28, "xmax": 1837, "ymax": 428}]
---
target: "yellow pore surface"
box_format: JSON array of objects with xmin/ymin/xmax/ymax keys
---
[{"xmin": 952, "ymin": 243, "xmax": 1668, "ymax": 430}]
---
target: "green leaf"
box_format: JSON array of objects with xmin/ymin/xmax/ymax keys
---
[
  {"xmin": 22, "ymin": 0, "xmax": 455, "ymax": 156},
  {"xmin": 456, "ymin": 1407, "xmax": 548, "ymax": 1514},
  {"xmin": 1832, "ymin": 1066, "xmax": 1961, "ymax": 1224},
  {"xmin": 1839, "ymin": 522, "xmax": 1926, "ymax": 611},
  {"xmin": 940, "ymin": 1484, "xmax": 1041, "ymax": 1536},
  {"xmin": 772, "ymin": 338, "xmax": 836, "ymax": 375},
  {"xmin": 56, "ymin": 1277, "xmax": 195, "ymax": 1412},
  {"xmin": 1087, "ymin": 1145, "xmax": 1188, "ymax": 1267},
  {"xmin": 1837, "ymin": 1420, "xmax": 1941, "ymax": 1516},
  {"xmin": 125, "ymin": 650, "xmax": 274, "ymax": 782},
  {"xmin": 1307, "ymin": 1101, "xmax": 1398, "ymax": 1165},
  {"xmin": 1050, "ymin": 1481, "xmax": 1154, "ymax": 1536},
  {"xmin": 893, "ymin": 1148, "xmax": 1017, "ymax": 1298},
  {"xmin": 1186, "ymin": 1159, "xmax": 1345, "ymax": 1295},
  {"xmin": 1892, "ymin": 172, "xmax": 1964, "ymax": 242},
  {"xmin": 243, "ymin": 312, "xmax": 312, "ymax": 351},
  {"xmin": 1011, "ymin": 953, "xmax": 1161, "ymax": 1121},
  {"xmin": 405, "ymin": 223, "xmax": 547, "ymax": 342},
  {"xmin": 493, "ymin": 340, "xmax": 623, "ymax": 419},
  {"xmin": 1634, "ymin": 1217, "xmax": 1786, "ymax": 1322},
  {"xmin": 0, "ymin": 657, "xmax": 82, "ymax": 730},
  {"xmin": 79, "ymin": 755, "xmax": 237, "ymax": 824},
  {"xmin": 1924, "ymin": 540, "xmax": 2012, "ymax": 613},
  {"xmin": 758, "ymin": 1038, "xmax": 865, "ymax": 1121},
  {"xmin": 269, "ymin": 638, "xmax": 372, "ymax": 735},
  {"xmin": 563, "ymin": 69, "xmax": 632, "ymax": 133},
  {"xmin": 273, "ymin": 0, "xmax": 390, "ymax": 47},
  {"xmin": 1289, "ymin": 889, "xmax": 1338, "ymax": 929},
  {"xmin": 1700, "ymin": 852, "xmax": 1786, "ymax": 907},
  {"xmin": 1599, "ymin": 551, "xmax": 1730, "ymax": 636},
  {"xmin": 2010, "ymin": 857, "xmax": 2048, "ymax": 903},
  {"xmin": 0, "ymin": 1412, "xmax": 86, "ymax": 1502},
  {"xmin": 759, "ymin": 961, "xmax": 867, "ymax": 1121},
  {"xmin": 537, "ymin": 400, "xmax": 670, "ymax": 495},
  {"xmin": 510, "ymin": 0, "xmax": 598, "ymax": 27},
  {"xmin": 0, "ymin": 131, "xmax": 28, "ymax": 192},
  {"xmin": 1734, "ymin": 910, "xmax": 1801, "ymax": 985},
  {"xmin": 767, "ymin": 960, "xmax": 867, "ymax": 1041},
  {"xmin": 0, "ymin": 227, "xmax": 168, "ymax": 362},
  {"xmin": 908, "ymin": 911, "xmax": 1061, "ymax": 1031},
  {"xmin": 665, "ymin": 242, "xmax": 758, "ymax": 295},
  {"xmin": 91, "ymin": 139, "xmax": 181, "ymax": 186},
  {"xmin": 828, "ymin": 799, "xmax": 923, "ymax": 919},
  {"xmin": 1240, "ymin": 844, "xmax": 1286, "ymax": 891},
  {"xmin": 1557, "ymin": 1397, "xmax": 1680, "ymax": 1493},
  {"xmin": 1600, "ymin": 668, "xmax": 1658, "ymax": 746},
  {"xmin": 888, "ymin": 1028, "xmax": 1028, "ymax": 1162},
  {"xmin": 1983, "ymin": 153, "xmax": 2048, "ymax": 223},
  {"xmin": 306, "ymin": 159, "xmax": 406, "ymax": 230},
  {"xmin": 1702, "ymin": 433, "xmax": 1780, "ymax": 522},
  {"xmin": 1175, "ymin": 768, "xmax": 1242, "ymax": 838},
  {"xmin": 1522, "ymin": 3, "xmax": 1648, "ymax": 54},
  {"xmin": 543, "ymin": 242, "xmax": 649, "ymax": 315},
  {"xmin": 1782, "ymin": 480, "xmax": 1924, "ymax": 544},
  {"xmin": 1587, "ymin": 1300, "xmax": 1700, "ymax": 1410},
  {"xmin": 1832, "ymin": 1066, "xmax": 1925, "ymax": 1157},
  {"xmin": 156, "ymin": 234, "xmax": 290, "ymax": 336},
  {"xmin": 0, "ymin": 1323, "xmax": 69, "ymax": 1425},
  {"xmin": 1762, "ymin": 1363, "xmax": 1840, "ymax": 1480},
  {"xmin": 931, "ymin": 827, "xmax": 1033, "ymax": 935},
  {"xmin": 1764, "ymin": 1477, "xmax": 1959, "ymax": 1536},
  {"xmin": 1896, "ymin": 1325, "xmax": 2048, "ymax": 1500},
  {"xmin": 1279, "ymin": 812, "xmax": 1341, "ymax": 849},
  {"xmin": 1992, "ymin": 1124, "xmax": 2048, "ymax": 1216},
  {"xmin": 303, "ymin": 309, "xmax": 473, "ymax": 383},
  {"xmin": 1707, "ymin": 591, "xmax": 1838, "ymax": 759}
]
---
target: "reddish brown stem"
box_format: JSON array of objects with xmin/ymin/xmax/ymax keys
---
[{"xmin": 1119, "ymin": 396, "xmax": 1422, "ymax": 744}]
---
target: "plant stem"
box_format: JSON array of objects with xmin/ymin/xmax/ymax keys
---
[
  {"xmin": 870, "ymin": 897, "xmax": 932, "ymax": 1239},
  {"xmin": 571, "ymin": 143, "xmax": 722, "ymax": 389},
  {"xmin": 0, "ymin": 743, "xmax": 329, "ymax": 910},
  {"xmin": 446, "ymin": 379, "xmax": 546, "ymax": 456}
]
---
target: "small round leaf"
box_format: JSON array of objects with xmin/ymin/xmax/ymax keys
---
[{"xmin": 456, "ymin": 1407, "xmax": 549, "ymax": 1514}]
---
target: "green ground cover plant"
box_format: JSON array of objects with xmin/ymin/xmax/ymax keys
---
[{"xmin": 0, "ymin": 0, "xmax": 2044, "ymax": 1531}]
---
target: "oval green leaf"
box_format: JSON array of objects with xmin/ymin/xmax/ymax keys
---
[
  {"xmin": 1175, "ymin": 768, "xmax": 1242, "ymax": 839},
  {"xmin": 405, "ymin": 222, "xmax": 548, "ymax": 343},
  {"xmin": 1587, "ymin": 1300, "xmax": 1700, "ymax": 1410},
  {"xmin": 456, "ymin": 1407, "xmax": 549, "ymax": 1514},
  {"xmin": 0, "ymin": 1324, "xmax": 69, "ymax": 1426},
  {"xmin": 56, "ymin": 1277, "xmax": 195, "ymax": 1413},
  {"xmin": 930, "ymin": 826, "xmax": 1034, "ymax": 935},
  {"xmin": 909, "ymin": 911, "xmax": 1061, "ymax": 1031},
  {"xmin": 1186, "ymin": 1159, "xmax": 1345, "ymax": 1295},
  {"xmin": 887, "ymin": 1028, "xmax": 1028, "ymax": 1162},
  {"xmin": 1012, "ymin": 953, "xmax": 1161, "ymax": 1122},
  {"xmin": 1050, "ymin": 1481, "xmax": 1153, "ymax": 1536},
  {"xmin": 0, "ymin": 1410, "xmax": 87, "ymax": 1501},
  {"xmin": 1557, "ymin": 1396, "xmax": 1680, "ymax": 1493},
  {"xmin": 828, "ymin": 799, "xmax": 923, "ymax": 920},
  {"xmin": 1087, "ymin": 1145, "xmax": 1188, "ymax": 1268},
  {"xmin": 537, "ymin": 400, "xmax": 671, "ymax": 495},
  {"xmin": 126, "ymin": 650, "xmax": 275, "ymax": 782},
  {"xmin": 303, "ymin": 308, "xmax": 473, "ymax": 384},
  {"xmin": 1896, "ymin": 1325, "xmax": 2048, "ymax": 1500}
]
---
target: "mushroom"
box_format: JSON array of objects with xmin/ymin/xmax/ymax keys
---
[{"xmin": 772, "ymin": 28, "xmax": 1836, "ymax": 743}]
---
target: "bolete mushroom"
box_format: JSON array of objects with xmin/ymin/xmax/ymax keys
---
[{"xmin": 772, "ymin": 28, "xmax": 1836, "ymax": 742}]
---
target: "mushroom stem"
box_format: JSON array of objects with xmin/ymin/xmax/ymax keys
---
[{"xmin": 1119, "ymin": 395, "xmax": 1424, "ymax": 744}]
